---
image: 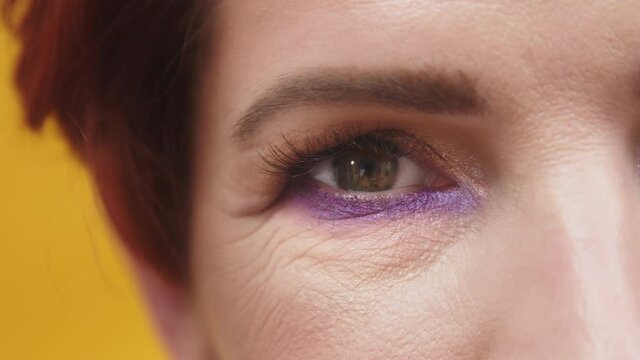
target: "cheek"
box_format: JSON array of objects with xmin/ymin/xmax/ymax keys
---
[{"xmin": 190, "ymin": 204, "xmax": 495, "ymax": 359}]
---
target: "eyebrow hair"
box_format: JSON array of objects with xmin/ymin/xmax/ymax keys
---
[{"xmin": 232, "ymin": 68, "xmax": 486, "ymax": 140}]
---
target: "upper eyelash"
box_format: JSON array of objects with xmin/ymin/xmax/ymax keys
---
[{"xmin": 258, "ymin": 127, "xmax": 448, "ymax": 180}]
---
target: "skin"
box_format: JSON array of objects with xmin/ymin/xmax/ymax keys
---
[{"xmin": 146, "ymin": 0, "xmax": 640, "ymax": 358}]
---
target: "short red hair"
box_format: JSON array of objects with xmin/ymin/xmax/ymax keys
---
[{"xmin": 3, "ymin": 0, "xmax": 211, "ymax": 283}]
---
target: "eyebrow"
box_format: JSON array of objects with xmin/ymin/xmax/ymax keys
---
[{"xmin": 232, "ymin": 68, "xmax": 487, "ymax": 140}]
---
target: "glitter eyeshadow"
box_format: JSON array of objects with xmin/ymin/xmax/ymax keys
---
[{"xmin": 288, "ymin": 181, "xmax": 478, "ymax": 221}]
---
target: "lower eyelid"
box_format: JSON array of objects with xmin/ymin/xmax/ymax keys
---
[{"xmin": 287, "ymin": 180, "xmax": 478, "ymax": 221}]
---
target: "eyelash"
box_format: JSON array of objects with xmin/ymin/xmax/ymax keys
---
[{"xmin": 259, "ymin": 127, "xmax": 449, "ymax": 183}]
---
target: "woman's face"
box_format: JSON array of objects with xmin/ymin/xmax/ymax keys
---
[{"xmin": 189, "ymin": 1, "xmax": 640, "ymax": 358}]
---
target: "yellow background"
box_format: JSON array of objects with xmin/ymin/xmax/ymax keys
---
[{"xmin": 0, "ymin": 24, "xmax": 169, "ymax": 360}]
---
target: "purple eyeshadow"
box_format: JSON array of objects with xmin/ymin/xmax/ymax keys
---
[{"xmin": 288, "ymin": 181, "xmax": 478, "ymax": 221}]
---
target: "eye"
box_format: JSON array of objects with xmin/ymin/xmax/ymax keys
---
[
  {"xmin": 259, "ymin": 129, "xmax": 475, "ymax": 220},
  {"xmin": 311, "ymin": 148, "xmax": 452, "ymax": 192}
]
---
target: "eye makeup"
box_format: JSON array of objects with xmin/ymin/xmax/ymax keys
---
[
  {"xmin": 259, "ymin": 126, "xmax": 482, "ymax": 221},
  {"xmin": 287, "ymin": 181, "xmax": 478, "ymax": 221}
]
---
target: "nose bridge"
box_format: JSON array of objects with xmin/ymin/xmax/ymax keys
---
[{"xmin": 504, "ymin": 144, "xmax": 640, "ymax": 357}]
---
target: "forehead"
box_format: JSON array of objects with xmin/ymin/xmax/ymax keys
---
[{"xmin": 208, "ymin": 0, "xmax": 640, "ymax": 121}]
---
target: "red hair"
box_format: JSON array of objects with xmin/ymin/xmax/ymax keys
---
[{"xmin": 3, "ymin": 0, "xmax": 211, "ymax": 283}]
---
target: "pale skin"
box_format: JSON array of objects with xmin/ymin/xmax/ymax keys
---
[{"xmin": 130, "ymin": 1, "xmax": 640, "ymax": 359}]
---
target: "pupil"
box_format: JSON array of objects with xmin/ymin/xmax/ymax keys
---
[
  {"xmin": 333, "ymin": 150, "xmax": 398, "ymax": 191},
  {"xmin": 360, "ymin": 157, "xmax": 377, "ymax": 177}
]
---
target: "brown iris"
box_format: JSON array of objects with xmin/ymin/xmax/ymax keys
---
[{"xmin": 333, "ymin": 149, "xmax": 399, "ymax": 191}]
